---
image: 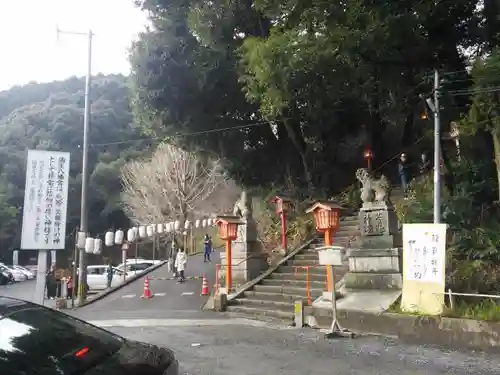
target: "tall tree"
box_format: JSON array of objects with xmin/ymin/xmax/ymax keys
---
[{"xmin": 121, "ymin": 143, "xmax": 231, "ymax": 223}]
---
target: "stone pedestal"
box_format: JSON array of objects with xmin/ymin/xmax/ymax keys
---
[
  {"xmin": 342, "ymin": 201, "xmax": 403, "ymax": 310},
  {"xmin": 219, "ymin": 219, "xmax": 267, "ymax": 288},
  {"xmin": 358, "ymin": 202, "xmax": 401, "ymax": 248},
  {"xmin": 344, "ymin": 248, "xmax": 402, "ymax": 290}
]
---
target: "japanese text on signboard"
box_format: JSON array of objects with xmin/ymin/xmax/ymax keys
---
[
  {"xmin": 21, "ymin": 150, "xmax": 70, "ymax": 250},
  {"xmin": 406, "ymin": 229, "xmax": 444, "ymax": 284}
]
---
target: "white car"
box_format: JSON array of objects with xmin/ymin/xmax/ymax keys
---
[
  {"xmin": 0, "ymin": 264, "xmax": 27, "ymax": 282},
  {"xmin": 85, "ymin": 265, "xmax": 129, "ymax": 291},
  {"xmin": 116, "ymin": 261, "xmax": 156, "ymax": 277},
  {"xmin": 12, "ymin": 265, "xmax": 36, "ymax": 279}
]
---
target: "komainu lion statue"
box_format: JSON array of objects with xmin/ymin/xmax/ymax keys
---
[
  {"xmin": 232, "ymin": 190, "xmax": 253, "ymax": 219},
  {"xmin": 355, "ymin": 168, "xmax": 391, "ymax": 203}
]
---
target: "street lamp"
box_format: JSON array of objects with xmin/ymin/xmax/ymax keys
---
[
  {"xmin": 215, "ymin": 215, "xmax": 242, "ymax": 292},
  {"xmin": 306, "ymin": 201, "xmax": 342, "ymax": 293},
  {"xmin": 271, "ymin": 196, "xmax": 292, "ymax": 253},
  {"xmin": 57, "ymin": 26, "xmax": 94, "ymax": 305}
]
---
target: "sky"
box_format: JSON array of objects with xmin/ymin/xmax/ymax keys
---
[{"xmin": 0, "ymin": 0, "xmax": 148, "ymax": 91}]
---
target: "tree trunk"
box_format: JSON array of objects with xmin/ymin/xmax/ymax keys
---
[{"xmin": 490, "ymin": 128, "xmax": 500, "ymax": 202}]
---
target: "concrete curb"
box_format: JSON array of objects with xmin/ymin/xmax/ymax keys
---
[
  {"xmin": 227, "ymin": 237, "xmax": 318, "ymax": 301},
  {"xmin": 75, "ymin": 260, "xmax": 168, "ymax": 308},
  {"xmin": 311, "ymin": 309, "xmax": 500, "ymax": 353}
]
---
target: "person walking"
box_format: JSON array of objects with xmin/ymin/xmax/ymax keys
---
[
  {"xmin": 45, "ymin": 266, "xmax": 56, "ymax": 299},
  {"xmin": 106, "ymin": 262, "xmax": 114, "ymax": 289},
  {"xmin": 66, "ymin": 276, "xmax": 73, "ymax": 300},
  {"xmin": 419, "ymin": 152, "xmax": 432, "ymax": 176},
  {"xmin": 397, "ymin": 153, "xmax": 410, "ymax": 193},
  {"xmin": 175, "ymin": 248, "xmax": 187, "ymax": 283},
  {"xmin": 171, "ymin": 240, "xmax": 179, "ymax": 279},
  {"xmin": 203, "ymin": 234, "xmax": 212, "ymax": 262}
]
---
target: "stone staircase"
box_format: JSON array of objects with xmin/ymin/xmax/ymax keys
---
[{"xmin": 226, "ymin": 213, "xmax": 358, "ymax": 322}]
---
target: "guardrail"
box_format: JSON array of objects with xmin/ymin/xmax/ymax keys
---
[{"xmin": 293, "ymin": 265, "xmax": 328, "ymax": 305}]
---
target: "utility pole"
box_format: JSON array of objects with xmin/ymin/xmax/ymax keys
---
[
  {"xmin": 433, "ymin": 70, "xmax": 441, "ymax": 224},
  {"xmin": 56, "ymin": 27, "xmax": 93, "ymax": 304}
]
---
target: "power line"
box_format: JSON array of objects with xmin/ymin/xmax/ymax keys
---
[{"xmin": 89, "ymin": 119, "xmax": 279, "ymax": 148}]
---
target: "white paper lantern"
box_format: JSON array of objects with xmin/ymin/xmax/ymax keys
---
[
  {"xmin": 93, "ymin": 238, "xmax": 102, "ymax": 254},
  {"xmin": 104, "ymin": 231, "xmax": 114, "ymax": 247},
  {"xmin": 184, "ymin": 220, "xmax": 191, "ymax": 230},
  {"xmin": 157, "ymin": 223, "xmax": 164, "ymax": 233},
  {"xmin": 195, "ymin": 219, "xmax": 200, "ymax": 228},
  {"xmin": 85, "ymin": 237, "xmax": 94, "ymax": 254},
  {"xmin": 207, "ymin": 218, "xmax": 212, "ymax": 226},
  {"xmin": 165, "ymin": 223, "xmax": 171, "ymax": 233},
  {"xmin": 132, "ymin": 226, "xmax": 138, "ymax": 235},
  {"xmin": 202, "ymin": 219, "xmax": 207, "ymax": 228},
  {"xmin": 138, "ymin": 226, "xmax": 146, "ymax": 238},
  {"xmin": 174, "ymin": 220, "xmax": 180, "ymax": 231},
  {"xmin": 127, "ymin": 228, "xmax": 136, "ymax": 242},
  {"xmin": 146, "ymin": 225, "xmax": 154, "ymax": 237},
  {"xmin": 77, "ymin": 232, "xmax": 87, "ymax": 248},
  {"xmin": 114, "ymin": 229, "xmax": 124, "ymax": 245}
]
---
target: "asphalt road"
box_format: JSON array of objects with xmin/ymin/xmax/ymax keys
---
[
  {"xmin": 103, "ymin": 323, "xmax": 500, "ymax": 375},
  {"xmin": 0, "ymin": 279, "xmax": 37, "ymax": 301},
  {"xmin": 74, "ymin": 250, "xmax": 220, "ymax": 321}
]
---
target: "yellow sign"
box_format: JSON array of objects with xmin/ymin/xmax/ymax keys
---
[{"xmin": 401, "ymin": 223, "xmax": 447, "ymax": 315}]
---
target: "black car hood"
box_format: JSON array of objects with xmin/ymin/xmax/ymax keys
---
[{"xmin": 84, "ymin": 339, "xmax": 176, "ymax": 375}]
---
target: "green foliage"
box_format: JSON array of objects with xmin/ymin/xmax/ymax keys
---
[
  {"xmin": 0, "ymin": 75, "xmax": 149, "ymax": 260},
  {"xmin": 131, "ymin": 0, "xmax": 485, "ymax": 194},
  {"xmin": 395, "ymin": 155, "xmax": 500, "ymax": 294},
  {"xmin": 252, "ymin": 188, "xmax": 314, "ymax": 252}
]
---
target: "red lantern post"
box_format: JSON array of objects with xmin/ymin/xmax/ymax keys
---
[
  {"xmin": 216, "ymin": 215, "xmax": 242, "ymax": 292},
  {"xmin": 272, "ymin": 196, "xmax": 292, "ymax": 253},
  {"xmin": 306, "ymin": 201, "xmax": 342, "ymax": 292},
  {"xmin": 363, "ymin": 147, "xmax": 373, "ymax": 171}
]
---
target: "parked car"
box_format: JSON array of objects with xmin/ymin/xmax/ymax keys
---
[
  {"xmin": 0, "ymin": 272, "xmax": 8, "ymax": 285},
  {"xmin": 0, "ymin": 296, "xmax": 179, "ymax": 375},
  {"xmin": 0, "ymin": 265, "xmax": 15, "ymax": 283},
  {"xmin": 86, "ymin": 265, "xmax": 129, "ymax": 291},
  {"xmin": 0, "ymin": 264, "xmax": 27, "ymax": 282},
  {"xmin": 12, "ymin": 265, "xmax": 36, "ymax": 280},
  {"xmin": 116, "ymin": 261, "xmax": 156, "ymax": 277}
]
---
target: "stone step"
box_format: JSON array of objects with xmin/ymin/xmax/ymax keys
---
[
  {"xmin": 278, "ymin": 265, "xmax": 327, "ymax": 275},
  {"xmin": 340, "ymin": 216, "xmax": 357, "ymax": 222},
  {"xmin": 294, "ymin": 253, "xmax": 318, "ymax": 260},
  {"xmin": 232, "ymin": 297, "xmax": 294, "ymax": 309},
  {"xmin": 253, "ymin": 284, "xmax": 324, "ymax": 297},
  {"xmin": 287, "ymin": 259, "xmax": 320, "ymax": 266},
  {"xmin": 268, "ymin": 272, "xmax": 326, "ymax": 283},
  {"xmin": 226, "ymin": 304, "xmax": 294, "ymax": 320},
  {"xmin": 242, "ymin": 290, "xmax": 310, "ymax": 303},
  {"xmin": 261, "ymin": 278, "xmax": 327, "ymax": 289}
]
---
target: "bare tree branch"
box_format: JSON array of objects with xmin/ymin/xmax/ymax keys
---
[{"xmin": 120, "ymin": 143, "xmax": 234, "ymax": 224}]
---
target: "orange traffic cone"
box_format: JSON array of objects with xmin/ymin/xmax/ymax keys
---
[
  {"xmin": 200, "ymin": 274, "xmax": 209, "ymax": 296},
  {"xmin": 141, "ymin": 276, "xmax": 154, "ymax": 299}
]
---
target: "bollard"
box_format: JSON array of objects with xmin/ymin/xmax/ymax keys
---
[{"xmin": 294, "ymin": 300, "xmax": 304, "ymax": 328}]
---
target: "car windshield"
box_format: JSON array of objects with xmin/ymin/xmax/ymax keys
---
[{"xmin": 0, "ymin": 304, "xmax": 123, "ymax": 375}]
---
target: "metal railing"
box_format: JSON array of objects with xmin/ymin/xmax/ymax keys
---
[{"xmin": 292, "ymin": 265, "xmax": 328, "ymax": 305}]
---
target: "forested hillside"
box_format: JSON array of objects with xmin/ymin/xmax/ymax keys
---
[{"xmin": 0, "ymin": 74, "xmax": 152, "ymax": 260}]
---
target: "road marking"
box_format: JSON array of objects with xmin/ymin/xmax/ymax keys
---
[
  {"xmin": 122, "ymin": 294, "xmax": 136, "ymax": 299},
  {"xmin": 87, "ymin": 318, "xmax": 289, "ymax": 329},
  {"xmin": 181, "ymin": 292, "xmax": 194, "ymax": 296},
  {"xmin": 155, "ymin": 293, "xmax": 166, "ymax": 296}
]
